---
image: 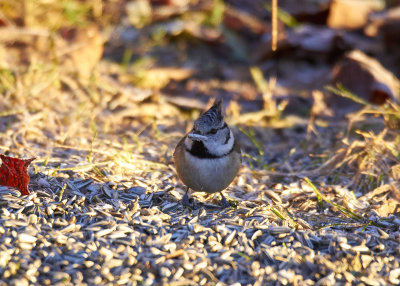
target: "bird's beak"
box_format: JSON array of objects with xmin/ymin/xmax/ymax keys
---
[{"xmin": 188, "ymin": 131, "xmax": 208, "ymax": 142}]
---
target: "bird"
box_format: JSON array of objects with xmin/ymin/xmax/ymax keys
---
[{"xmin": 174, "ymin": 99, "xmax": 241, "ymax": 208}]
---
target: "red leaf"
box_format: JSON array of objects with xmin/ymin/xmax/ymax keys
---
[{"xmin": 0, "ymin": 154, "xmax": 35, "ymax": 196}]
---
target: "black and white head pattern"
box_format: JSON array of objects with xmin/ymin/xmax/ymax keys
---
[{"xmin": 185, "ymin": 99, "xmax": 235, "ymax": 158}]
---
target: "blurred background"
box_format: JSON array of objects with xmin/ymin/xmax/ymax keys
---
[{"xmin": 1, "ymin": 0, "xmax": 399, "ymax": 116}]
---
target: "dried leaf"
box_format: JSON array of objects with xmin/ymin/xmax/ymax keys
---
[
  {"xmin": 126, "ymin": 0, "xmax": 152, "ymax": 28},
  {"xmin": 57, "ymin": 25, "xmax": 104, "ymax": 79},
  {"xmin": 331, "ymin": 50, "xmax": 400, "ymax": 113},
  {"xmin": 327, "ymin": 0, "xmax": 382, "ymax": 29},
  {"xmin": 374, "ymin": 198, "xmax": 400, "ymax": 217},
  {"xmin": 0, "ymin": 154, "xmax": 35, "ymax": 196},
  {"xmin": 135, "ymin": 67, "xmax": 194, "ymax": 89}
]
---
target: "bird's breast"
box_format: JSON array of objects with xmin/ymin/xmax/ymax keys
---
[{"xmin": 175, "ymin": 144, "xmax": 241, "ymax": 193}]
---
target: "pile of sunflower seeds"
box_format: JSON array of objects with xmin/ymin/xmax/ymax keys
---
[{"xmin": 0, "ymin": 171, "xmax": 399, "ymax": 286}]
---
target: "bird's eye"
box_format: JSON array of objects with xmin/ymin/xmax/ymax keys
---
[{"xmin": 209, "ymin": 128, "xmax": 218, "ymax": 134}]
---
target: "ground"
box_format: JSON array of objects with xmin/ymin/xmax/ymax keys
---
[{"xmin": 0, "ymin": 0, "xmax": 400, "ymax": 285}]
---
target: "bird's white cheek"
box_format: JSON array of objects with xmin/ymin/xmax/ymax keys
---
[
  {"xmin": 205, "ymin": 131, "xmax": 234, "ymax": 156},
  {"xmin": 184, "ymin": 137, "xmax": 193, "ymax": 150}
]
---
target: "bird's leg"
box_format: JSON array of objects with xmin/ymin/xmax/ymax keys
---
[
  {"xmin": 220, "ymin": 192, "xmax": 231, "ymax": 208},
  {"xmin": 181, "ymin": 187, "xmax": 191, "ymax": 207}
]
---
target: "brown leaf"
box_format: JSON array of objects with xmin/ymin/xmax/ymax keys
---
[
  {"xmin": 392, "ymin": 164, "xmax": 400, "ymax": 180},
  {"xmin": 0, "ymin": 155, "xmax": 35, "ymax": 196},
  {"xmin": 135, "ymin": 67, "xmax": 194, "ymax": 89},
  {"xmin": 57, "ymin": 25, "xmax": 104, "ymax": 79},
  {"xmin": 328, "ymin": 0, "xmax": 382, "ymax": 30},
  {"xmin": 331, "ymin": 50, "xmax": 400, "ymax": 112},
  {"xmin": 374, "ymin": 198, "xmax": 400, "ymax": 217}
]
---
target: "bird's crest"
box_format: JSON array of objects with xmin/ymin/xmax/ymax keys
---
[{"xmin": 194, "ymin": 99, "xmax": 224, "ymax": 133}]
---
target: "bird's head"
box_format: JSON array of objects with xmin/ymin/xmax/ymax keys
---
[{"xmin": 187, "ymin": 99, "xmax": 233, "ymax": 156}]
